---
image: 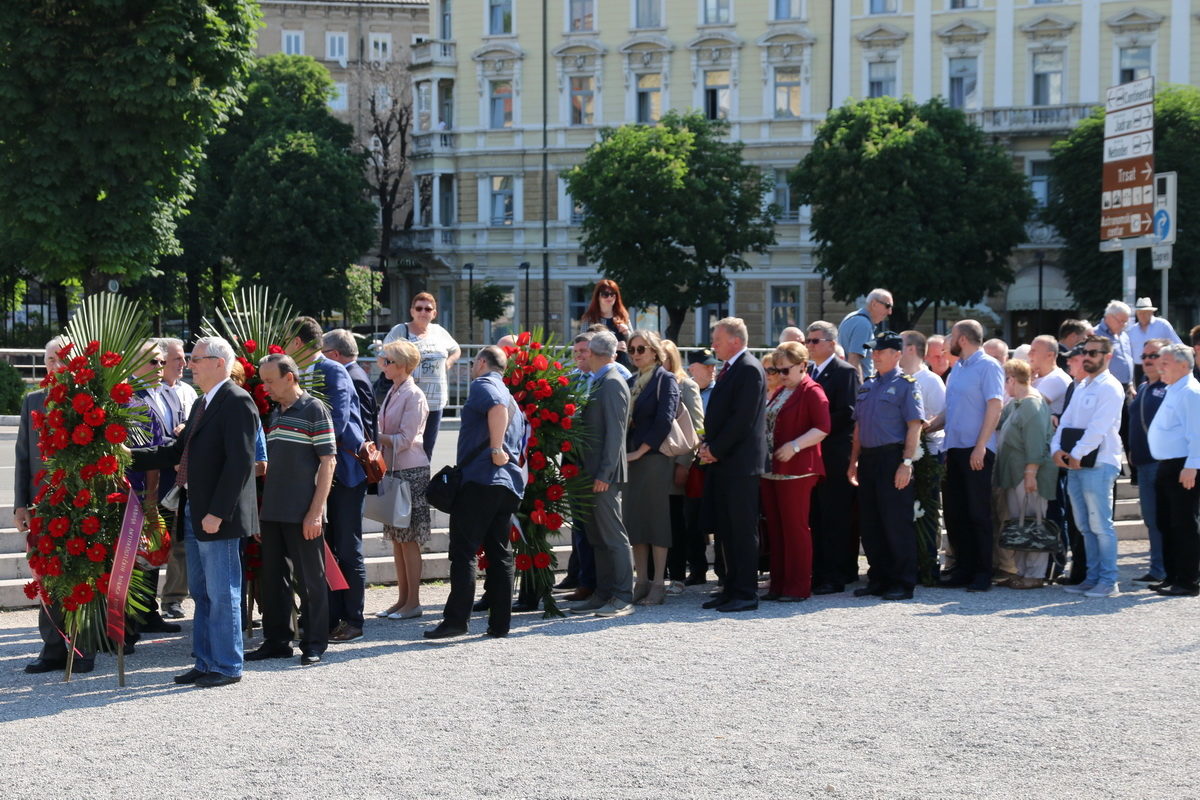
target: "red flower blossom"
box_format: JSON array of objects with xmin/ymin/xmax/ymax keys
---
[
  {"xmin": 84, "ymin": 340, "xmax": 100, "ymax": 356},
  {"xmin": 47, "ymin": 410, "xmax": 65, "ymax": 430},
  {"xmin": 72, "ymin": 583, "xmax": 95, "ymax": 604},
  {"xmin": 80, "ymin": 465, "xmax": 98, "ymax": 481},
  {"xmin": 243, "ymin": 340, "xmax": 258, "ymax": 353},
  {"xmin": 86, "ymin": 542, "xmax": 107, "ymax": 562},
  {"xmin": 532, "ymin": 354, "xmax": 549, "ymax": 371},
  {"xmin": 29, "ymin": 515, "xmax": 44, "ymax": 535},
  {"xmin": 36, "ymin": 535, "xmax": 54, "ymax": 554},
  {"xmin": 106, "ymin": 492, "xmax": 128, "ymax": 504},
  {"xmin": 49, "ymin": 486, "xmax": 68, "ymax": 505},
  {"xmin": 509, "ymin": 527, "xmax": 521, "ymax": 543},
  {"xmin": 48, "ymin": 517, "xmax": 70, "ymax": 537},
  {"xmin": 71, "ymin": 424, "xmax": 94, "ymax": 446},
  {"xmin": 72, "ymin": 393, "xmax": 95, "ymax": 413},
  {"xmin": 531, "ymin": 342, "xmax": 542, "ymax": 350},
  {"xmin": 253, "ymin": 383, "xmax": 269, "ymax": 399},
  {"xmin": 33, "ymin": 484, "xmax": 49, "ymax": 504},
  {"xmin": 23, "ymin": 580, "xmax": 40, "ymax": 600},
  {"xmin": 72, "ymin": 489, "xmax": 92, "ymax": 508},
  {"xmin": 43, "ymin": 556, "xmax": 63, "ymax": 576},
  {"xmin": 560, "ymin": 441, "xmax": 572, "ymax": 453},
  {"xmin": 536, "ymin": 378, "xmax": 550, "ymax": 391},
  {"xmin": 268, "ymin": 344, "xmax": 284, "ymax": 354},
  {"xmin": 66, "ymin": 537, "xmax": 87, "ymax": 556},
  {"xmin": 533, "ymin": 552, "xmax": 551, "ymax": 569},
  {"xmin": 553, "ymin": 361, "xmax": 562, "ymax": 369},
  {"xmin": 73, "ymin": 368, "xmax": 95, "ymax": 385},
  {"xmin": 58, "ymin": 342, "xmax": 74, "ymax": 357},
  {"xmin": 517, "ymin": 331, "xmax": 531, "ymax": 346},
  {"xmin": 561, "ymin": 463, "xmax": 579, "ymax": 479},
  {"xmin": 515, "ymin": 554, "xmax": 533, "ymax": 571},
  {"xmin": 477, "ymin": 555, "xmax": 489, "ymax": 570},
  {"xmin": 109, "ymin": 382, "xmax": 133, "ymax": 404},
  {"xmin": 544, "ymin": 512, "xmax": 564, "ymax": 531},
  {"xmin": 96, "ymin": 455, "xmax": 120, "ymax": 475},
  {"xmin": 530, "ymin": 418, "xmax": 542, "ymax": 430},
  {"xmin": 51, "ymin": 429, "xmax": 70, "ymax": 450},
  {"xmin": 530, "ymin": 452, "xmax": 547, "ymax": 471},
  {"xmin": 81, "ymin": 516, "xmax": 101, "ymax": 535},
  {"xmin": 104, "ymin": 424, "xmax": 127, "ymax": 444},
  {"xmin": 530, "ymin": 509, "xmax": 546, "ymax": 526},
  {"xmin": 546, "ymin": 484, "xmax": 565, "ymax": 501},
  {"xmin": 557, "ymin": 375, "xmax": 570, "ymax": 387},
  {"xmin": 525, "ymin": 381, "xmax": 536, "ymax": 392},
  {"xmin": 533, "ymin": 499, "xmax": 545, "ymax": 510},
  {"xmin": 69, "ymin": 356, "xmax": 89, "ymax": 370},
  {"xmin": 49, "ymin": 383, "xmax": 68, "ymax": 404},
  {"xmin": 527, "ymin": 471, "xmax": 536, "ymax": 485},
  {"xmin": 561, "ymin": 417, "xmax": 573, "ymax": 430},
  {"xmin": 516, "ymin": 350, "xmax": 529, "ymax": 365},
  {"xmin": 539, "ymin": 408, "xmax": 553, "ymax": 421},
  {"xmin": 84, "ymin": 407, "xmax": 107, "ymax": 427},
  {"xmin": 61, "ymin": 598, "xmax": 77, "ymax": 612},
  {"xmin": 100, "ymin": 351, "xmax": 122, "ymax": 368},
  {"xmin": 527, "ymin": 436, "xmax": 539, "ymax": 448},
  {"xmin": 31, "ymin": 410, "xmax": 45, "ymax": 430},
  {"xmin": 97, "ymin": 572, "xmax": 111, "ymax": 595}
]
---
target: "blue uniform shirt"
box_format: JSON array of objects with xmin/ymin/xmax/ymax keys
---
[
  {"xmin": 853, "ymin": 366, "xmax": 925, "ymax": 448},
  {"xmin": 1094, "ymin": 320, "xmax": 1134, "ymax": 385},
  {"xmin": 458, "ymin": 371, "xmax": 528, "ymax": 499},
  {"xmin": 839, "ymin": 308, "xmax": 878, "ymax": 377},
  {"xmin": 944, "ymin": 349, "xmax": 1006, "ymax": 451}
]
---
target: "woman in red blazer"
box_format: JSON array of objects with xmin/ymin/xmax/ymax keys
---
[{"xmin": 761, "ymin": 341, "xmax": 831, "ymax": 600}]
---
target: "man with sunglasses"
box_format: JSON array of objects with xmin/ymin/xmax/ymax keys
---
[
  {"xmin": 1128, "ymin": 339, "xmax": 1171, "ymax": 585},
  {"xmin": 838, "ymin": 288, "xmax": 894, "ymax": 380},
  {"xmin": 1051, "ymin": 335, "xmax": 1126, "ymax": 598}
]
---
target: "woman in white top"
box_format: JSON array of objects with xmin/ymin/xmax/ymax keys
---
[{"xmin": 384, "ymin": 292, "xmax": 460, "ymax": 461}]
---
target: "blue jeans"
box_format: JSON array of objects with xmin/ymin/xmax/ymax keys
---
[
  {"xmin": 1135, "ymin": 461, "xmax": 1166, "ymax": 580},
  {"xmin": 183, "ymin": 503, "xmax": 245, "ymax": 678},
  {"xmin": 1066, "ymin": 463, "xmax": 1120, "ymax": 587}
]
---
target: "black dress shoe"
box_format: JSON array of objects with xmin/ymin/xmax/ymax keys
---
[
  {"xmin": 882, "ymin": 587, "xmax": 914, "ymax": 601},
  {"xmin": 484, "ymin": 628, "xmax": 508, "ymax": 638},
  {"xmin": 937, "ymin": 575, "xmax": 970, "ymax": 588},
  {"xmin": 300, "ymin": 652, "xmax": 322, "ymax": 665},
  {"xmin": 1147, "ymin": 581, "xmax": 1170, "ymax": 591},
  {"xmin": 1133, "ymin": 573, "xmax": 1164, "ymax": 583},
  {"xmin": 423, "ymin": 624, "xmax": 468, "ymax": 640},
  {"xmin": 140, "ymin": 618, "xmax": 183, "ymax": 634},
  {"xmin": 511, "ymin": 600, "xmax": 538, "ymax": 613},
  {"xmin": 965, "ymin": 577, "xmax": 991, "ymax": 593},
  {"xmin": 812, "ymin": 583, "xmax": 844, "ymax": 595},
  {"xmin": 853, "ymin": 585, "xmax": 885, "ymax": 598},
  {"xmin": 472, "ymin": 598, "xmax": 490, "ymax": 612},
  {"xmin": 1155, "ymin": 583, "xmax": 1200, "ymax": 597},
  {"xmin": 24, "ymin": 657, "xmax": 67, "ymax": 674},
  {"xmin": 760, "ymin": 592, "xmax": 781, "ymax": 601},
  {"xmin": 716, "ymin": 598, "xmax": 759, "ymax": 613},
  {"xmin": 73, "ymin": 658, "xmax": 95, "ymax": 673},
  {"xmin": 173, "ymin": 668, "xmax": 208, "ymax": 685},
  {"xmin": 701, "ymin": 595, "xmax": 729, "ymax": 609},
  {"xmin": 245, "ymin": 643, "xmax": 294, "ymax": 661},
  {"xmin": 196, "ymin": 672, "xmax": 242, "ymax": 688},
  {"xmin": 777, "ymin": 595, "xmax": 807, "ymax": 602},
  {"xmin": 552, "ymin": 578, "xmax": 579, "ymax": 591},
  {"xmin": 684, "ymin": 574, "xmax": 708, "ymax": 586}
]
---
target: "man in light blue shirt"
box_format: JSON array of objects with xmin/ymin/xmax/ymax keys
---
[
  {"xmin": 838, "ymin": 288, "xmax": 894, "ymax": 379},
  {"xmin": 1093, "ymin": 300, "xmax": 1135, "ymax": 392},
  {"xmin": 1128, "ymin": 297, "xmax": 1182, "ymax": 382},
  {"xmin": 1145, "ymin": 344, "xmax": 1200, "ymax": 597},
  {"xmin": 927, "ymin": 319, "xmax": 1004, "ymax": 592}
]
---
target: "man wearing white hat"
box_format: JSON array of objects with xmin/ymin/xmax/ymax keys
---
[{"xmin": 1129, "ymin": 297, "xmax": 1181, "ymax": 385}]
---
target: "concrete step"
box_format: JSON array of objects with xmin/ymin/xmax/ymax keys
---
[
  {"xmin": 1116, "ymin": 478, "xmax": 1138, "ymax": 501},
  {"xmin": 1115, "ymin": 498, "xmax": 1142, "ymax": 522},
  {"xmin": 1116, "ymin": 519, "xmax": 1148, "ymax": 541}
]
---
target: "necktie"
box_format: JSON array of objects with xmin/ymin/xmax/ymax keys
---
[
  {"xmin": 717, "ymin": 362, "xmax": 731, "ymax": 382},
  {"xmin": 175, "ymin": 397, "xmax": 207, "ymax": 488},
  {"xmin": 808, "ymin": 364, "xmax": 818, "ymax": 378}
]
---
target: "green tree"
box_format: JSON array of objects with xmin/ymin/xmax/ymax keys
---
[
  {"xmin": 223, "ymin": 130, "xmax": 375, "ymax": 318},
  {"xmin": 1044, "ymin": 85, "xmax": 1200, "ymax": 318},
  {"xmin": 344, "ymin": 264, "xmax": 384, "ymax": 326},
  {"xmin": 0, "ymin": 1, "xmax": 260, "ymax": 291},
  {"xmin": 565, "ymin": 111, "xmax": 777, "ymax": 341},
  {"xmin": 792, "ymin": 97, "xmax": 1035, "ymax": 329},
  {"xmin": 471, "ymin": 282, "xmax": 509, "ymax": 324}
]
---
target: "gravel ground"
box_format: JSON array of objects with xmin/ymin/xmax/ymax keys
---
[{"xmin": 1, "ymin": 540, "xmax": 1197, "ymax": 800}]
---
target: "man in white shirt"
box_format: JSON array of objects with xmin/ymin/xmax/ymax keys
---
[
  {"xmin": 156, "ymin": 337, "xmax": 198, "ymax": 619},
  {"xmin": 1145, "ymin": 344, "xmax": 1200, "ymax": 597},
  {"xmin": 1051, "ymin": 335, "xmax": 1126, "ymax": 598},
  {"xmin": 1029, "ymin": 335, "xmax": 1071, "ymax": 419},
  {"xmin": 1128, "ymin": 297, "xmax": 1181, "ymax": 384}
]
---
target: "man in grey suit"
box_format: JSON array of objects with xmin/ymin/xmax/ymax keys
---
[{"xmin": 568, "ymin": 331, "xmax": 635, "ymax": 618}]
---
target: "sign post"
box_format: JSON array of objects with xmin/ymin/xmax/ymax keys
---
[
  {"xmin": 1100, "ymin": 77, "xmax": 1155, "ymax": 305},
  {"xmin": 1152, "ymin": 171, "xmax": 1177, "ymax": 317}
]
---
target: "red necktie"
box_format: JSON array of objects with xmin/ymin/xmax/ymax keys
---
[
  {"xmin": 717, "ymin": 362, "xmax": 731, "ymax": 382},
  {"xmin": 175, "ymin": 397, "xmax": 207, "ymax": 487}
]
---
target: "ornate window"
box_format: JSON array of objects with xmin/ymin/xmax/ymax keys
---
[
  {"xmin": 473, "ymin": 42, "xmax": 525, "ymax": 128},
  {"xmin": 758, "ymin": 27, "xmax": 816, "ymax": 119}
]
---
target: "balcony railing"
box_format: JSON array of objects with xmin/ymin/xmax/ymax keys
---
[
  {"xmin": 411, "ymin": 40, "xmax": 457, "ymax": 69},
  {"xmin": 968, "ymin": 104, "xmax": 1097, "ymax": 135},
  {"xmin": 412, "ymin": 132, "xmax": 458, "ymax": 156}
]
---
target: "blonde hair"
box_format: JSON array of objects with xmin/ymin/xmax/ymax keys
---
[
  {"xmin": 660, "ymin": 340, "xmax": 687, "ymax": 381},
  {"xmin": 381, "ymin": 338, "xmax": 420, "ymax": 373},
  {"xmin": 774, "ymin": 341, "xmax": 809, "ymax": 366},
  {"xmin": 628, "ymin": 330, "xmax": 665, "ymax": 368},
  {"xmin": 1004, "ymin": 358, "xmax": 1032, "ymax": 385}
]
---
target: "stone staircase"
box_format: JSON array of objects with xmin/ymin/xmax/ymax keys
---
[{"xmin": 0, "ymin": 478, "xmax": 1147, "ymax": 610}]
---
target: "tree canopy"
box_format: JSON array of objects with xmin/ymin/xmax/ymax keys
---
[
  {"xmin": 1043, "ymin": 85, "xmax": 1200, "ymax": 318},
  {"xmin": 791, "ymin": 97, "xmax": 1035, "ymax": 329},
  {"xmin": 565, "ymin": 111, "xmax": 776, "ymax": 341},
  {"xmin": 0, "ymin": 0, "xmax": 260, "ymax": 290}
]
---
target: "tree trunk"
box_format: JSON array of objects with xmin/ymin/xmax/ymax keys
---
[
  {"xmin": 211, "ymin": 260, "xmax": 224, "ymax": 309},
  {"xmin": 185, "ymin": 267, "xmax": 203, "ymax": 341},
  {"xmin": 665, "ymin": 306, "xmax": 688, "ymax": 343},
  {"xmin": 54, "ymin": 283, "xmax": 70, "ymax": 327}
]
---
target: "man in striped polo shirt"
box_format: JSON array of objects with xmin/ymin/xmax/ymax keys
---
[{"xmin": 248, "ymin": 353, "xmax": 336, "ymax": 666}]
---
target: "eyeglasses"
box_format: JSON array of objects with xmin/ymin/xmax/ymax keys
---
[
  {"xmin": 599, "ymin": 290, "xmax": 616, "ymax": 298},
  {"xmin": 413, "ymin": 306, "xmax": 435, "ymax": 312},
  {"xmin": 876, "ymin": 301, "xmax": 893, "ymax": 310},
  {"xmin": 1081, "ymin": 349, "xmax": 1108, "ymax": 357},
  {"xmin": 766, "ymin": 364, "xmax": 799, "ymax": 375},
  {"xmin": 804, "ymin": 338, "xmax": 829, "ymax": 345},
  {"xmin": 185, "ymin": 355, "xmax": 220, "ymax": 362},
  {"xmin": 147, "ymin": 359, "xmax": 165, "ymax": 367},
  {"xmin": 1143, "ymin": 353, "xmax": 1161, "ymax": 360},
  {"xmin": 631, "ymin": 345, "xmax": 651, "ymax": 355},
  {"xmin": 379, "ymin": 357, "xmax": 396, "ymax": 366}
]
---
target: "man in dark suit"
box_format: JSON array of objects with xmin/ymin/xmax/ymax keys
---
[
  {"xmin": 131, "ymin": 336, "xmax": 259, "ymax": 688},
  {"xmin": 289, "ymin": 317, "xmax": 367, "ymax": 642},
  {"xmin": 322, "ymin": 328, "xmax": 378, "ymax": 443},
  {"xmin": 805, "ymin": 321, "xmax": 862, "ymax": 593},
  {"xmin": 568, "ymin": 331, "xmax": 634, "ymax": 617},
  {"xmin": 698, "ymin": 317, "xmax": 767, "ymax": 613},
  {"xmin": 17, "ymin": 337, "xmax": 98, "ymax": 675}
]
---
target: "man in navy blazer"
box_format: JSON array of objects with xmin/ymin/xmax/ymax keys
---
[
  {"xmin": 698, "ymin": 317, "xmax": 767, "ymax": 613},
  {"xmin": 289, "ymin": 317, "xmax": 367, "ymax": 642}
]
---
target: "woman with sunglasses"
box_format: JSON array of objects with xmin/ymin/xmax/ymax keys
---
[
  {"xmin": 762, "ymin": 352, "xmax": 783, "ymax": 396},
  {"xmin": 624, "ymin": 330, "xmax": 680, "ymax": 605},
  {"xmin": 581, "ymin": 280, "xmax": 633, "ymax": 370},
  {"xmin": 761, "ymin": 341, "xmax": 830, "ymax": 601},
  {"xmin": 384, "ymin": 292, "xmax": 460, "ymax": 460}
]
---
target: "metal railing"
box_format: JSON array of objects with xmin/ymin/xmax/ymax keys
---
[{"xmin": 0, "ymin": 348, "xmax": 46, "ymax": 383}]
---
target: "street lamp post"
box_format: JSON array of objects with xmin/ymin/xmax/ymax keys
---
[
  {"xmin": 1035, "ymin": 249, "xmax": 1045, "ymax": 337},
  {"xmin": 541, "ymin": 0, "xmax": 550, "ymax": 331},
  {"xmin": 465, "ymin": 262, "xmax": 474, "ymax": 343},
  {"xmin": 520, "ymin": 261, "xmax": 531, "ymax": 331}
]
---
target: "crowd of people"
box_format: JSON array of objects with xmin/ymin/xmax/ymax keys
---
[{"xmin": 14, "ymin": 282, "xmax": 1200, "ymax": 686}]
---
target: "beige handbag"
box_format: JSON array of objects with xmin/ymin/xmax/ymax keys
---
[{"xmin": 657, "ymin": 375, "xmax": 699, "ymax": 457}]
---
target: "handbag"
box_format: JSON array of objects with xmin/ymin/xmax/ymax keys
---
[
  {"xmin": 427, "ymin": 441, "xmax": 489, "ymax": 514},
  {"xmin": 657, "ymin": 374, "xmax": 699, "ymax": 458},
  {"xmin": 363, "ymin": 473, "xmax": 412, "ymax": 527},
  {"xmin": 345, "ymin": 440, "xmax": 387, "ymax": 484},
  {"xmin": 999, "ymin": 495, "xmax": 1062, "ymax": 552},
  {"xmin": 1058, "ymin": 427, "xmax": 1098, "ymax": 468}
]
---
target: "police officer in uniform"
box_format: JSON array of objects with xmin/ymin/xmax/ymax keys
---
[{"xmin": 848, "ymin": 332, "xmax": 926, "ymax": 600}]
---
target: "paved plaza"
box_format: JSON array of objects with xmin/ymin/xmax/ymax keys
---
[{"xmin": 2, "ymin": 539, "xmax": 1198, "ymax": 800}]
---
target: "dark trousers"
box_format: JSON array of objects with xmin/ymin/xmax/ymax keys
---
[
  {"xmin": 567, "ymin": 525, "xmax": 596, "ymax": 589},
  {"xmin": 667, "ymin": 494, "xmax": 689, "ymax": 581},
  {"xmin": 260, "ymin": 520, "xmax": 329, "ymax": 655},
  {"xmin": 810, "ymin": 445, "xmax": 858, "ymax": 588},
  {"xmin": 681, "ymin": 495, "xmax": 709, "ymax": 578},
  {"xmin": 943, "ymin": 447, "xmax": 995, "ymax": 582},
  {"xmin": 708, "ymin": 471, "xmax": 760, "ymax": 602},
  {"xmin": 858, "ymin": 445, "xmax": 918, "ymax": 591},
  {"xmin": 326, "ymin": 479, "xmax": 368, "ymax": 629},
  {"xmin": 38, "ymin": 601, "xmax": 96, "ymax": 661},
  {"xmin": 1156, "ymin": 458, "xmax": 1200, "ymax": 589},
  {"xmin": 443, "ymin": 482, "xmax": 520, "ymax": 633},
  {"xmin": 423, "ymin": 409, "xmax": 443, "ymax": 461}
]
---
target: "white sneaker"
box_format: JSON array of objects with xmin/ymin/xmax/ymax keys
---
[
  {"xmin": 665, "ymin": 581, "xmax": 685, "ymax": 596},
  {"xmin": 594, "ymin": 600, "xmax": 634, "ymax": 618},
  {"xmin": 1063, "ymin": 583, "xmax": 1096, "ymax": 595},
  {"xmin": 1084, "ymin": 583, "xmax": 1119, "ymax": 598}
]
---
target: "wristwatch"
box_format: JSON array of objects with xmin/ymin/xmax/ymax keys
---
[
  {"xmin": 902, "ymin": 458, "xmax": 914, "ymax": 467},
  {"xmin": 791, "ymin": 441, "xmax": 800, "ymax": 454},
  {"xmin": 491, "ymin": 447, "xmax": 504, "ymax": 456}
]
